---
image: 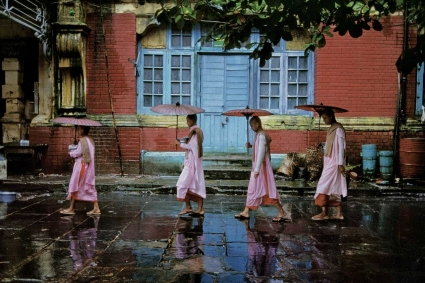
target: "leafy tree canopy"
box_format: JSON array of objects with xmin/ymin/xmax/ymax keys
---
[{"xmin": 140, "ymin": 0, "xmax": 425, "ymax": 73}]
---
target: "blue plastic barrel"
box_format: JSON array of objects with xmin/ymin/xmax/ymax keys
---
[
  {"xmin": 361, "ymin": 144, "xmax": 377, "ymax": 176},
  {"xmin": 379, "ymin": 150, "xmax": 393, "ymax": 180}
]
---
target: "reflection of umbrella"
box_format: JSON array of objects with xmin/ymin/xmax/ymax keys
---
[
  {"xmin": 295, "ymin": 103, "xmax": 348, "ymax": 143},
  {"xmin": 222, "ymin": 106, "xmax": 273, "ymax": 154},
  {"xmin": 150, "ymin": 102, "xmax": 205, "ymax": 149},
  {"xmin": 52, "ymin": 117, "xmax": 102, "ymax": 144}
]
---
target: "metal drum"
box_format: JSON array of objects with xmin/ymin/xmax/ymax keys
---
[
  {"xmin": 379, "ymin": 150, "xmax": 393, "ymax": 180},
  {"xmin": 361, "ymin": 144, "xmax": 377, "ymax": 177},
  {"xmin": 400, "ymin": 138, "xmax": 425, "ymax": 178}
]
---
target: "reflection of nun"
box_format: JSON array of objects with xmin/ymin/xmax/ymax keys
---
[
  {"xmin": 175, "ymin": 217, "xmax": 204, "ymax": 259},
  {"xmin": 69, "ymin": 216, "xmax": 99, "ymax": 270},
  {"xmin": 242, "ymin": 219, "xmax": 279, "ymax": 277}
]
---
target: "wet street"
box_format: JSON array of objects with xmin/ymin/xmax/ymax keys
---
[{"xmin": 1, "ymin": 192, "xmax": 425, "ymax": 282}]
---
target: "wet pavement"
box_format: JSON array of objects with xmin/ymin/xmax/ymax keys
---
[{"xmin": 1, "ymin": 191, "xmax": 425, "ymax": 282}]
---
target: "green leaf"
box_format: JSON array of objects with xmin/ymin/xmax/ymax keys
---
[
  {"xmin": 318, "ymin": 35, "xmax": 326, "ymax": 48},
  {"xmin": 349, "ymin": 23, "xmax": 363, "ymax": 38},
  {"xmin": 175, "ymin": 17, "xmax": 185, "ymax": 30},
  {"xmin": 372, "ymin": 20, "xmax": 383, "ymax": 31}
]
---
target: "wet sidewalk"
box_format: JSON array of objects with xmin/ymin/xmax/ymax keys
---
[
  {"xmin": 2, "ymin": 174, "xmax": 425, "ymax": 197},
  {"xmin": 1, "ymin": 192, "xmax": 425, "ymax": 282}
]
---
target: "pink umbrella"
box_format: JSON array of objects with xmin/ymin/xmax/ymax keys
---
[
  {"xmin": 222, "ymin": 106, "xmax": 273, "ymax": 154},
  {"xmin": 150, "ymin": 102, "xmax": 205, "ymax": 149},
  {"xmin": 52, "ymin": 117, "xmax": 102, "ymax": 144},
  {"xmin": 52, "ymin": 117, "xmax": 103, "ymax": 127}
]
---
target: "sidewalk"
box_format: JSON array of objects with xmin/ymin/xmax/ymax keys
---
[
  {"xmin": 2, "ymin": 174, "xmax": 425, "ymax": 197},
  {"xmin": 1, "ymin": 192, "xmax": 425, "ymax": 282}
]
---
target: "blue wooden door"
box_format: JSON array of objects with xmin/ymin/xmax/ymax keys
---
[{"xmin": 199, "ymin": 55, "xmax": 250, "ymax": 153}]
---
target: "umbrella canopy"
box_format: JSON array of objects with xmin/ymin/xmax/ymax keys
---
[
  {"xmin": 52, "ymin": 117, "xmax": 102, "ymax": 127},
  {"xmin": 150, "ymin": 102, "xmax": 205, "ymax": 150},
  {"xmin": 52, "ymin": 117, "xmax": 102, "ymax": 144},
  {"xmin": 222, "ymin": 107, "xmax": 273, "ymax": 117},
  {"xmin": 222, "ymin": 106, "xmax": 273, "ymax": 154},
  {"xmin": 295, "ymin": 103, "xmax": 348, "ymax": 115},
  {"xmin": 150, "ymin": 102, "xmax": 205, "ymax": 116},
  {"xmin": 295, "ymin": 103, "xmax": 348, "ymax": 143}
]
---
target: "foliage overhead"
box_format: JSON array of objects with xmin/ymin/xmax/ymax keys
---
[{"xmin": 141, "ymin": 0, "xmax": 425, "ymax": 72}]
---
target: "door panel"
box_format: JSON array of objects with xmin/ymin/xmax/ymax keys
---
[{"xmin": 199, "ymin": 54, "xmax": 250, "ymax": 153}]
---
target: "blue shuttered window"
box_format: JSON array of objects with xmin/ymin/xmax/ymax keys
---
[
  {"xmin": 259, "ymin": 56, "xmax": 281, "ymax": 110},
  {"xmin": 170, "ymin": 54, "xmax": 192, "ymax": 105},
  {"xmin": 142, "ymin": 54, "xmax": 163, "ymax": 108},
  {"xmin": 286, "ymin": 55, "xmax": 310, "ymax": 110},
  {"xmin": 138, "ymin": 25, "xmax": 194, "ymax": 113},
  {"xmin": 258, "ymin": 52, "xmax": 314, "ymax": 114},
  {"xmin": 138, "ymin": 24, "xmax": 314, "ymax": 115}
]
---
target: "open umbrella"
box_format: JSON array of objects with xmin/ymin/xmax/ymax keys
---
[
  {"xmin": 52, "ymin": 117, "xmax": 102, "ymax": 144},
  {"xmin": 150, "ymin": 102, "xmax": 205, "ymax": 149},
  {"xmin": 222, "ymin": 106, "xmax": 273, "ymax": 154},
  {"xmin": 295, "ymin": 103, "xmax": 348, "ymax": 143}
]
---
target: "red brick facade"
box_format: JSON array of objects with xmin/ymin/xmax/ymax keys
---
[
  {"xmin": 29, "ymin": 14, "xmax": 421, "ymax": 175},
  {"xmin": 86, "ymin": 13, "xmax": 137, "ymax": 115},
  {"xmin": 315, "ymin": 16, "xmax": 417, "ymax": 118}
]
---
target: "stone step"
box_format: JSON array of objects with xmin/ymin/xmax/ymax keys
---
[
  {"xmin": 202, "ymin": 154, "xmax": 252, "ymax": 168},
  {"xmin": 204, "ymin": 165, "xmax": 251, "ymax": 180}
]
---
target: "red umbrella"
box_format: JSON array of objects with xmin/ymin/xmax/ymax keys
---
[
  {"xmin": 222, "ymin": 106, "xmax": 273, "ymax": 154},
  {"xmin": 295, "ymin": 103, "xmax": 348, "ymax": 143},
  {"xmin": 52, "ymin": 117, "xmax": 102, "ymax": 144},
  {"xmin": 150, "ymin": 102, "xmax": 205, "ymax": 149}
]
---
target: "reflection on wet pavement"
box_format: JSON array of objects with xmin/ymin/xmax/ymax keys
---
[{"xmin": 1, "ymin": 192, "xmax": 425, "ymax": 282}]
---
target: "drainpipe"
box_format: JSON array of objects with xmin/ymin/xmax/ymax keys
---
[
  {"xmin": 140, "ymin": 150, "xmax": 147, "ymax": 175},
  {"xmin": 393, "ymin": 1, "xmax": 409, "ymax": 179}
]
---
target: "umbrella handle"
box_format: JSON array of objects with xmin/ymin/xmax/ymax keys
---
[
  {"xmin": 317, "ymin": 114, "xmax": 321, "ymax": 144},
  {"xmin": 74, "ymin": 125, "xmax": 78, "ymax": 145},
  {"xmin": 246, "ymin": 116, "xmax": 249, "ymax": 155}
]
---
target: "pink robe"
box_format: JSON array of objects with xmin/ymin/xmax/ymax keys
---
[
  {"xmin": 176, "ymin": 125, "xmax": 206, "ymax": 200},
  {"xmin": 67, "ymin": 137, "xmax": 97, "ymax": 202},
  {"xmin": 314, "ymin": 127, "xmax": 347, "ymax": 199},
  {"xmin": 246, "ymin": 133, "xmax": 279, "ymax": 209}
]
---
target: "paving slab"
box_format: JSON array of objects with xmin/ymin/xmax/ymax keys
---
[{"xmin": 1, "ymin": 192, "xmax": 425, "ymax": 282}]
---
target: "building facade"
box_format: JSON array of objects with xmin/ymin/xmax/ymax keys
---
[{"xmin": 0, "ymin": 1, "xmax": 423, "ymax": 177}]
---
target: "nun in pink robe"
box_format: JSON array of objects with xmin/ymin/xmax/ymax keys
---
[
  {"xmin": 234, "ymin": 116, "xmax": 286, "ymax": 222},
  {"xmin": 60, "ymin": 126, "xmax": 100, "ymax": 215},
  {"xmin": 312, "ymin": 108, "xmax": 347, "ymax": 221},
  {"xmin": 175, "ymin": 114, "xmax": 206, "ymax": 216}
]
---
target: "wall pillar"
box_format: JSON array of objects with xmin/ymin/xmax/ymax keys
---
[
  {"xmin": 1, "ymin": 58, "xmax": 27, "ymax": 143},
  {"xmin": 52, "ymin": 0, "xmax": 90, "ymax": 117},
  {"xmin": 31, "ymin": 43, "xmax": 53, "ymax": 124}
]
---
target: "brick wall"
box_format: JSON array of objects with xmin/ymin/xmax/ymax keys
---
[
  {"xmin": 267, "ymin": 129, "xmax": 394, "ymax": 167},
  {"xmin": 30, "ymin": 126, "xmax": 141, "ymax": 175},
  {"xmin": 86, "ymin": 13, "xmax": 137, "ymax": 114},
  {"xmin": 141, "ymin": 128, "xmax": 189, "ymax": 151},
  {"xmin": 315, "ymin": 15, "xmax": 417, "ymax": 118},
  {"xmin": 91, "ymin": 127, "xmax": 141, "ymax": 175},
  {"xmin": 30, "ymin": 126, "xmax": 76, "ymax": 173}
]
